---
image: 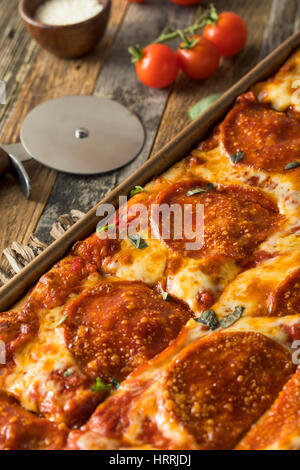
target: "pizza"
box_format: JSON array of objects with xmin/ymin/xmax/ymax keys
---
[{"xmin": 0, "ymin": 47, "xmax": 299, "ymax": 450}]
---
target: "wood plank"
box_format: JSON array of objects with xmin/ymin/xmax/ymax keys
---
[
  {"xmin": 34, "ymin": 0, "xmax": 196, "ymax": 244},
  {"xmin": 0, "ymin": 0, "xmax": 128, "ymax": 272},
  {"xmin": 0, "ymin": 0, "xmax": 40, "ymax": 136},
  {"xmin": 259, "ymin": 0, "xmax": 300, "ymax": 59}
]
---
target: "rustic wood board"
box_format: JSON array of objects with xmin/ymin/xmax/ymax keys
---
[
  {"xmin": 0, "ymin": 0, "xmax": 129, "ymax": 270},
  {"xmin": 0, "ymin": 0, "xmax": 40, "ymax": 137}
]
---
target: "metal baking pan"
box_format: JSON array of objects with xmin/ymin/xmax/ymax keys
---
[{"xmin": 1, "ymin": 30, "xmax": 299, "ymax": 311}]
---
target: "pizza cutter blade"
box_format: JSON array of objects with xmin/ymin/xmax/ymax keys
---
[{"xmin": 0, "ymin": 96, "xmax": 145, "ymax": 198}]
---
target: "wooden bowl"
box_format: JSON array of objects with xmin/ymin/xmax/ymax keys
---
[{"xmin": 19, "ymin": 0, "xmax": 111, "ymax": 59}]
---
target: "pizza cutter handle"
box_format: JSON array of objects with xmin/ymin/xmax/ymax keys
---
[
  {"xmin": 0, "ymin": 145, "xmax": 31, "ymax": 199},
  {"xmin": 0, "ymin": 147, "xmax": 12, "ymax": 175}
]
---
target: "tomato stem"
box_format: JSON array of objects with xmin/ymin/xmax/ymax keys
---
[
  {"xmin": 128, "ymin": 44, "xmax": 144, "ymax": 63},
  {"xmin": 179, "ymin": 33, "xmax": 201, "ymax": 50},
  {"xmin": 128, "ymin": 3, "xmax": 218, "ymax": 62},
  {"xmin": 152, "ymin": 4, "xmax": 217, "ymax": 44},
  {"xmin": 202, "ymin": 3, "xmax": 219, "ymax": 25}
]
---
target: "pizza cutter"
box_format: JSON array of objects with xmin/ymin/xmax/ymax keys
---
[{"xmin": 0, "ymin": 96, "xmax": 146, "ymax": 199}]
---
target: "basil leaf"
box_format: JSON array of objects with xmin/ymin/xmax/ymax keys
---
[
  {"xmin": 63, "ymin": 369, "xmax": 74, "ymax": 377},
  {"xmin": 162, "ymin": 292, "xmax": 170, "ymax": 301},
  {"xmin": 219, "ymin": 306, "xmax": 245, "ymax": 329},
  {"xmin": 129, "ymin": 234, "xmax": 148, "ymax": 249},
  {"xmin": 91, "ymin": 377, "xmax": 111, "ymax": 393},
  {"xmin": 230, "ymin": 152, "xmax": 244, "ymax": 164},
  {"xmin": 284, "ymin": 161, "xmax": 299, "ymax": 170},
  {"xmin": 157, "ymin": 284, "xmax": 170, "ymax": 301},
  {"xmin": 188, "ymin": 93, "xmax": 223, "ymax": 121},
  {"xmin": 194, "ymin": 309, "xmax": 219, "ymax": 330},
  {"xmin": 186, "ymin": 187, "xmax": 207, "ymax": 196},
  {"xmin": 56, "ymin": 315, "xmax": 68, "ymax": 327},
  {"xmin": 111, "ymin": 378, "xmax": 120, "ymax": 390},
  {"xmin": 97, "ymin": 223, "xmax": 115, "ymax": 233},
  {"xmin": 129, "ymin": 186, "xmax": 146, "ymax": 198},
  {"xmin": 162, "ymin": 290, "xmax": 170, "ymax": 301}
]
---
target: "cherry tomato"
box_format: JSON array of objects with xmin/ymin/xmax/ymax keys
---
[
  {"xmin": 177, "ymin": 36, "xmax": 220, "ymax": 80},
  {"xmin": 171, "ymin": 0, "xmax": 203, "ymax": 5},
  {"xmin": 204, "ymin": 12, "xmax": 247, "ymax": 57},
  {"xmin": 135, "ymin": 44, "xmax": 179, "ymax": 89}
]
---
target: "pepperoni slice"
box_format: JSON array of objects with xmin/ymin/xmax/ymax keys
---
[
  {"xmin": 268, "ymin": 269, "xmax": 300, "ymax": 317},
  {"xmin": 0, "ymin": 392, "xmax": 68, "ymax": 450},
  {"xmin": 236, "ymin": 367, "xmax": 300, "ymax": 450},
  {"xmin": 152, "ymin": 180, "xmax": 280, "ymax": 260},
  {"xmin": 63, "ymin": 280, "xmax": 192, "ymax": 382},
  {"xmin": 27, "ymin": 256, "xmax": 98, "ymax": 310},
  {"xmin": 221, "ymin": 99, "xmax": 300, "ymax": 172},
  {"xmin": 0, "ymin": 310, "xmax": 39, "ymax": 365},
  {"xmin": 161, "ymin": 331, "xmax": 293, "ymax": 450}
]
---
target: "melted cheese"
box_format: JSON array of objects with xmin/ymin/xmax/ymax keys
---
[
  {"xmin": 167, "ymin": 258, "xmax": 238, "ymax": 314},
  {"xmin": 103, "ymin": 232, "xmax": 168, "ymax": 286},
  {"xmin": 189, "ymin": 145, "xmax": 300, "ymax": 215},
  {"xmin": 255, "ymin": 49, "xmax": 300, "ymax": 113},
  {"xmin": 3, "ymin": 305, "xmax": 75, "ymax": 412},
  {"xmin": 1, "ymin": 272, "xmax": 101, "ymax": 415},
  {"xmin": 214, "ymin": 237, "xmax": 300, "ymax": 318}
]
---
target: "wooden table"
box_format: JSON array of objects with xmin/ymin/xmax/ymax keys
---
[{"xmin": 0, "ymin": 0, "xmax": 299, "ymax": 281}]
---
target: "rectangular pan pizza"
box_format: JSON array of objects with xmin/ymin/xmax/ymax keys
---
[{"xmin": 0, "ymin": 40, "xmax": 300, "ymax": 451}]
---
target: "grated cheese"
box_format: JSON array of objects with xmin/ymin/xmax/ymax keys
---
[{"xmin": 35, "ymin": 0, "xmax": 103, "ymax": 26}]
